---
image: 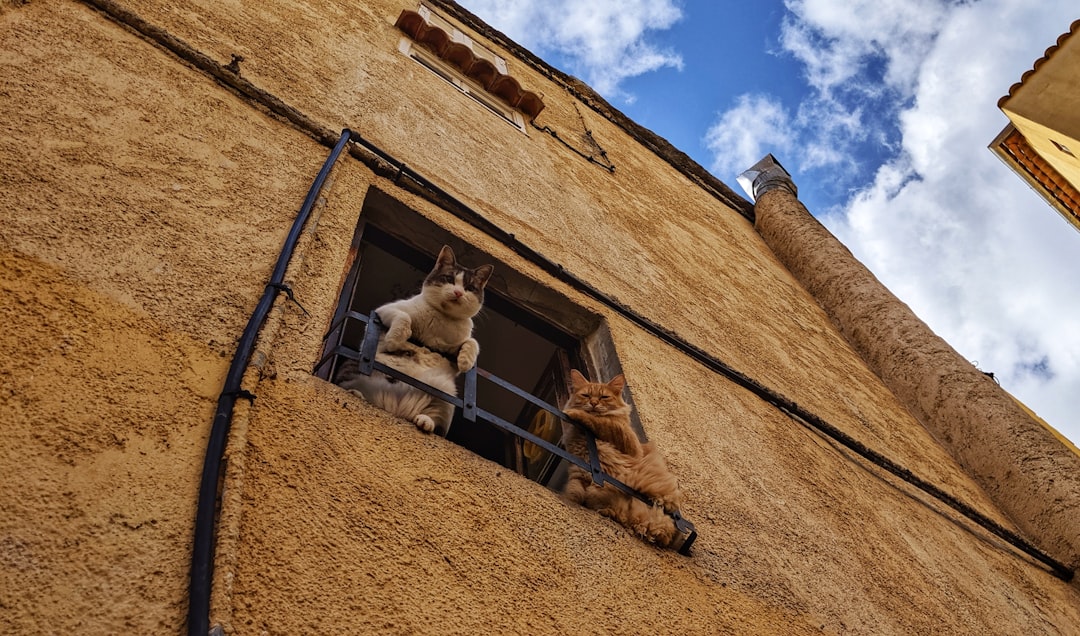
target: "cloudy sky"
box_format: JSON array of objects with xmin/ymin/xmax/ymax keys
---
[{"xmin": 460, "ymin": 0, "xmax": 1080, "ymax": 446}]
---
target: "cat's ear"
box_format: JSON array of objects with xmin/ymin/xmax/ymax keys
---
[
  {"xmin": 606, "ymin": 374, "xmax": 626, "ymax": 394},
  {"xmin": 569, "ymin": 369, "xmax": 589, "ymax": 389},
  {"xmin": 435, "ymin": 245, "xmax": 456, "ymax": 270},
  {"xmin": 472, "ymin": 264, "xmax": 494, "ymax": 288}
]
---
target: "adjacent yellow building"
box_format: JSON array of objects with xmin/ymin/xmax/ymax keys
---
[
  {"xmin": 992, "ymin": 19, "xmax": 1080, "ymax": 232},
  {"xmin": 3, "ymin": 1, "xmax": 1079, "ymax": 634}
]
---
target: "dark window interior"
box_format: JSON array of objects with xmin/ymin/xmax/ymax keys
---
[
  {"xmin": 311, "ymin": 188, "xmax": 698, "ymax": 553},
  {"xmin": 320, "ymin": 216, "xmax": 591, "ymax": 489}
]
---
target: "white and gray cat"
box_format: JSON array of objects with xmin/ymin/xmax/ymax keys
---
[{"xmin": 336, "ymin": 245, "xmax": 493, "ymax": 436}]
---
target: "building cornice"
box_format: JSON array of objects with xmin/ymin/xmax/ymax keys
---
[{"xmin": 999, "ymin": 18, "xmax": 1080, "ymax": 108}]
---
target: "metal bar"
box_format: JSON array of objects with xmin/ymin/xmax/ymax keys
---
[
  {"xmin": 587, "ymin": 434, "xmax": 603, "ymax": 486},
  {"xmin": 474, "ymin": 367, "xmax": 606, "ymax": 490},
  {"xmin": 357, "ymin": 310, "xmax": 381, "ymax": 375},
  {"xmin": 475, "ymin": 367, "xmax": 568, "ymax": 418},
  {"xmin": 462, "ymin": 366, "xmax": 478, "ymax": 422},
  {"xmin": 329, "ymin": 339, "xmax": 696, "ymax": 550},
  {"xmin": 314, "ymin": 345, "xmax": 364, "ymax": 374},
  {"xmin": 475, "ymin": 407, "xmax": 589, "ymax": 473},
  {"xmin": 321, "ymin": 309, "xmax": 371, "ymax": 343},
  {"xmin": 333, "ymin": 340, "xmax": 676, "ymax": 505},
  {"xmin": 474, "ymin": 407, "xmax": 642, "ymax": 500}
]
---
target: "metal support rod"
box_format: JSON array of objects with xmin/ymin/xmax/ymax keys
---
[
  {"xmin": 358, "ymin": 310, "xmax": 381, "ymax": 376},
  {"xmin": 462, "ymin": 366, "xmax": 478, "ymax": 422}
]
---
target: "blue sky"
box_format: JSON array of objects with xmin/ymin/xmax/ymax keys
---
[{"xmin": 460, "ymin": 0, "xmax": 1080, "ymax": 447}]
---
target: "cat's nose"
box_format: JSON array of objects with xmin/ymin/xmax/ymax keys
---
[{"xmin": 453, "ymin": 289, "xmax": 464, "ymax": 298}]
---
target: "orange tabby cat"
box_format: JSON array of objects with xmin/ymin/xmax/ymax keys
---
[{"xmin": 560, "ymin": 369, "xmax": 684, "ymax": 548}]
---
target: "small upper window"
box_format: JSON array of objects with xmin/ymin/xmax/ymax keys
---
[
  {"xmin": 398, "ymin": 38, "xmax": 526, "ymax": 132},
  {"xmin": 315, "ymin": 188, "xmax": 638, "ymax": 490},
  {"xmin": 394, "ymin": 5, "xmax": 545, "ymax": 130},
  {"xmin": 1051, "ymin": 139, "xmax": 1076, "ymax": 158}
]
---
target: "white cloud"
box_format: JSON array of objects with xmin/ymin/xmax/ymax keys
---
[
  {"xmin": 704, "ymin": 94, "xmax": 795, "ymax": 179},
  {"xmin": 781, "ymin": 0, "xmax": 949, "ymax": 95},
  {"xmin": 707, "ymin": 0, "xmax": 954, "ymax": 183},
  {"xmin": 460, "ymin": 0, "xmax": 683, "ymax": 98},
  {"xmin": 816, "ymin": 0, "xmax": 1080, "ymax": 443},
  {"xmin": 704, "ymin": 0, "xmax": 1080, "ymax": 445}
]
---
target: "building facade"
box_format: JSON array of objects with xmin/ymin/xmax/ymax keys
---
[
  {"xmin": 992, "ymin": 19, "xmax": 1080, "ymax": 232},
  {"xmin": 2, "ymin": 1, "xmax": 1079, "ymax": 634}
]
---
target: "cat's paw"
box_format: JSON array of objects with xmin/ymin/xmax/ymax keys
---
[
  {"xmin": 653, "ymin": 493, "xmax": 683, "ymax": 515},
  {"xmin": 382, "ymin": 320, "xmax": 412, "ymax": 351},
  {"xmin": 456, "ymin": 339, "xmax": 479, "ymax": 371},
  {"xmin": 646, "ymin": 521, "xmax": 677, "ymax": 547},
  {"xmin": 563, "ymin": 408, "xmax": 590, "ymax": 423},
  {"xmin": 414, "ymin": 414, "xmax": 436, "ymax": 433}
]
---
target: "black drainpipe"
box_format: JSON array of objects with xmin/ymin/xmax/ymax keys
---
[{"xmin": 188, "ymin": 129, "xmax": 352, "ymax": 636}]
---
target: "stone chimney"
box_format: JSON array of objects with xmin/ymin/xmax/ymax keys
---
[{"xmin": 742, "ymin": 154, "xmax": 1080, "ymax": 579}]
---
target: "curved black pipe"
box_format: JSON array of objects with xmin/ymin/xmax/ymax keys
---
[{"xmin": 188, "ymin": 129, "xmax": 352, "ymax": 636}]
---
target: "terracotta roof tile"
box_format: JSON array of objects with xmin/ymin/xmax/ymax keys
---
[
  {"xmin": 395, "ymin": 9, "xmax": 545, "ymax": 119},
  {"xmin": 999, "ymin": 19, "xmax": 1080, "ymax": 108}
]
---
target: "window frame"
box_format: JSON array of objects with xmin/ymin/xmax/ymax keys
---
[
  {"xmin": 1051, "ymin": 139, "xmax": 1076, "ymax": 158},
  {"xmin": 313, "ymin": 188, "xmax": 696, "ymax": 552},
  {"xmin": 398, "ymin": 37, "xmax": 527, "ymax": 133}
]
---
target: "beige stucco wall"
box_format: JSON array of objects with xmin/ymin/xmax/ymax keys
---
[
  {"xmin": 1005, "ymin": 112, "xmax": 1080, "ymax": 194},
  {"xmin": 2, "ymin": 1, "xmax": 1079, "ymax": 634},
  {"xmin": 0, "ymin": 1, "xmax": 336, "ymax": 631}
]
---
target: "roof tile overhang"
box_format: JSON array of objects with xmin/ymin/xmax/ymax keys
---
[
  {"xmin": 395, "ymin": 9, "xmax": 545, "ymax": 119},
  {"xmin": 999, "ymin": 18, "xmax": 1080, "ymax": 108},
  {"xmin": 990, "ymin": 124, "xmax": 1080, "ymax": 231}
]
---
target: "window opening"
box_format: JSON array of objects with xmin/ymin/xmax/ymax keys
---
[
  {"xmin": 314, "ymin": 189, "xmax": 696, "ymax": 552},
  {"xmin": 318, "ymin": 223, "xmax": 581, "ymax": 487},
  {"xmin": 394, "ymin": 5, "xmax": 545, "ymax": 127},
  {"xmin": 398, "ymin": 38, "xmax": 526, "ymax": 132},
  {"xmin": 1051, "ymin": 139, "xmax": 1076, "ymax": 158}
]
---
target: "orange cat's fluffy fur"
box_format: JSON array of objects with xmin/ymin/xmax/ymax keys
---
[{"xmin": 561, "ymin": 370, "xmax": 684, "ymax": 548}]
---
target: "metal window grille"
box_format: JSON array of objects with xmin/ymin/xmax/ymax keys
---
[{"xmin": 315, "ymin": 309, "xmax": 697, "ymax": 554}]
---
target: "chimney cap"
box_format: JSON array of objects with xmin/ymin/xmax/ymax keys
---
[{"xmin": 737, "ymin": 154, "xmax": 797, "ymax": 202}]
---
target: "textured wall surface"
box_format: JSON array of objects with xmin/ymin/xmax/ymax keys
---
[
  {"xmin": 2, "ymin": 1, "xmax": 1079, "ymax": 634},
  {"xmin": 0, "ymin": 1, "xmax": 334, "ymax": 631}
]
